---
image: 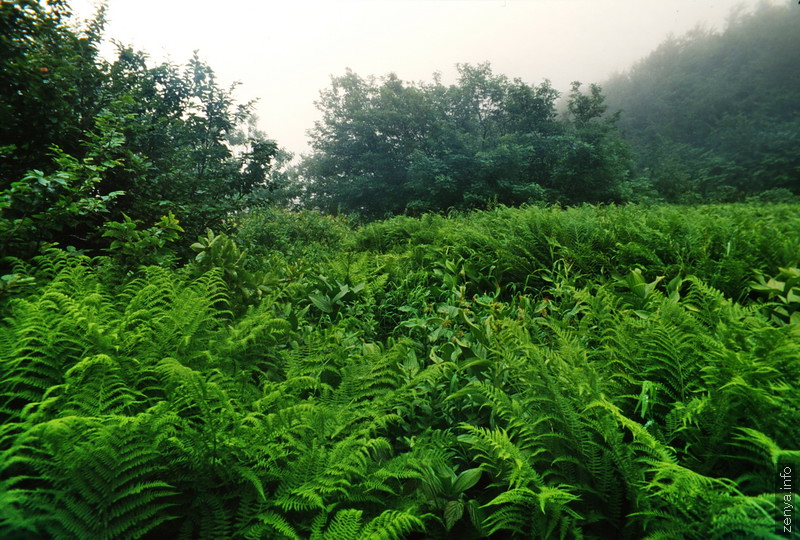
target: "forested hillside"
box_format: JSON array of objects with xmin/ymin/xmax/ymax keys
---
[
  {"xmin": 603, "ymin": 1, "xmax": 800, "ymax": 203},
  {"xmin": 1, "ymin": 1, "xmax": 799, "ymax": 539}
]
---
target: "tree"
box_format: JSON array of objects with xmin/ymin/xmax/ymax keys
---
[
  {"xmin": 303, "ymin": 64, "xmax": 630, "ymax": 217},
  {"xmin": 603, "ymin": 1, "xmax": 800, "ymax": 200},
  {"xmin": 99, "ymin": 48, "xmax": 280, "ymax": 241},
  {"xmin": 0, "ymin": 0, "xmax": 107, "ymax": 186},
  {"xmin": 0, "ymin": 1, "xmax": 281, "ymax": 258},
  {"xmin": 554, "ymin": 82, "xmax": 632, "ymax": 204}
]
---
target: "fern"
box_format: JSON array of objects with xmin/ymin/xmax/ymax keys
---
[
  {"xmin": 46, "ymin": 354, "xmax": 146, "ymax": 418},
  {"xmin": 482, "ymin": 486, "xmax": 582, "ymax": 538},
  {"xmin": 310, "ymin": 508, "xmax": 424, "ymax": 540},
  {"xmin": 2, "ymin": 204, "xmax": 799, "ymax": 538},
  {"xmin": 14, "ymin": 414, "xmax": 177, "ymax": 539}
]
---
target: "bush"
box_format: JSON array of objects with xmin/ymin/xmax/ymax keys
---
[{"xmin": 234, "ymin": 207, "xmax": 352, "ymax": 262}]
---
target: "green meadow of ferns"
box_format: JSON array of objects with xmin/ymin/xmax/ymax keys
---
[{"xmin": 1, "ymin": 203, "xmax": 798, "ymax": 538}]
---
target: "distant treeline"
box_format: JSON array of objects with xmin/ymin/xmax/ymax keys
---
[
  {"xmin": 299, "ymin": 1, "xmax": 799, "ymax": 215},
  {"xmin": 300, "ymin": 66, "xmax": 631, "ymax": 217},
  {"xmin": 603, "ymin": 0, "xmax": 800, "ymax": 203}
]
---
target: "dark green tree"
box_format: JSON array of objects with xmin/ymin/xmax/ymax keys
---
[
  {"xmin": 554, "ymin": 82, "xmax": 632, "ymax": 204},
  {"xmin": 99, "ymin": 48, "xmax": 280, "ymax": 241},
  {"xmin": 0, "ymin": 0, "xmax": 107, "ymax": 185},
  {"xmin": 603, "ymin": 1, "xmax": 800, "ymax": 201},
  {"xmin": 304, "ymin": 64, "xmax": 628, "ymax": 217},
  {"xmin": 0, "ymin": 1, "xmax": 281, "ymax": 258}
]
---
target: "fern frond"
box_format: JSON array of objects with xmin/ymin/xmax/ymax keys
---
[
  {"xmin": 362, "ymin": 509, "xmax": 426, "ymax": 539},
  {"xmin": 482, "ymin": 485, "xmax": 582, "ymax": 537},
  {"xmin": 239, "ymin": 510, "xmax": 299, "ymax": 540},
  {"xmin": 318, "ymin": 508, "xmax": 364, "ymax": 540},
  {"xmin": 457, "ymin": 423, "xmax": 546, "ymax": 489},
  {"xmin": 16, "ymin": 414, "xmax": 178, "ymax": 539}
]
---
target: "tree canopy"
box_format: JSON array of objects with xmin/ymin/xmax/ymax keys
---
[
  {"xmin": 3, "ymin": 0, "xmax": 798, "ymax": 251},
  {"xmin": 603, "ymin": 1, "xmax": 800, "ymax": 202},
  {"xmin": 0, "ymin": 0, "xmax": 280, "ymax": 259},
  {"xmin": 302, "ymin": 64, "xmax": 633, "ymax": 218}
]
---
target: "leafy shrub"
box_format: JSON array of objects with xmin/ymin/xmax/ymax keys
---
[
  {"xmin": 101, "ymin": 212, "xmax": 184, "ymax": 269},
  {"xmin": 235, "ymin": 207, "xmax": 352, "ymax": 262},
  {"xmin": 749, "ymin": 266, "xmax": 800, "ymax": 325},
  {"xmin": 0, "ymin": 129, "xmax": 126, "ymax": 261}
]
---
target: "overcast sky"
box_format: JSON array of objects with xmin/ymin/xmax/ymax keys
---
[{"xmin": 69, "ymin": 0, "xmax": 770, "ymax": 157}]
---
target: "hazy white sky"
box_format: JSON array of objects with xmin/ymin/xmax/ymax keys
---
[{"xmin": 69, "ymin": 0, "xmax": 770, "ymax": 156}]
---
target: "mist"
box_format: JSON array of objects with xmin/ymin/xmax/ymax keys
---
[{"xmin": 69, "ymin": 0, "xmax": 774, "ymax": 156}]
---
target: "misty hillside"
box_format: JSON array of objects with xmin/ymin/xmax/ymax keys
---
[{"xmin": 603, "ymin": 1, "xmax": 800, "ymax": 202}]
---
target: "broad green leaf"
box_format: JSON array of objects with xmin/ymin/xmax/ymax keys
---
[
  {"xmin": 309, "ymin": 293, "xmax": 333, "ymax": 313},
  {"xmin": 453, "ymin": 468, "xmax": 482, "ymax": 493}
]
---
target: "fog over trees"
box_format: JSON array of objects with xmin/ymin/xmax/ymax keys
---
[{"xmin": 603, "ymin": 1, "xmax": 800, "ymax": 203}]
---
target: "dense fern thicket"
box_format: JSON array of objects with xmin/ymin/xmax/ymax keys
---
[{"xmin": 1, "ymin": 203, "xmax": 799, "ymax": 538}]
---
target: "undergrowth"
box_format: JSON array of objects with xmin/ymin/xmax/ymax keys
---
[{"xmin": 1, "ymin": 203, "xmax": 798, "ymax": 538}]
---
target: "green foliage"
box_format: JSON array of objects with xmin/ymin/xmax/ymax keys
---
[
  {"xmin": 749, "ymin": 266, "xmax": 800, "ymax": 325},
  {"xmin": 101, "ymin": 49, "xmax": 281, "ymax": 241},
  {"xmin": 234, "ymin": 207, "xmax": 352, "ymax": 262},
  {"xmin": 0, "ymin": 0, "xmax": 108, "ymax": 184},
  {"xmin": 303, "ymin": 63, "xmax": 632, "ymax": 217},
  {"xmin": 102, "ymin": 212, "xmax": 184, "ymax": 268},
  {"xmin": 0, "ymin": 119, "xmax": 126, "ymax": 259},
  {"xmin": 189, "ymin": 229, "xmax": 266, "ymax": 310},
  {"xmin": 1, "ymin": 1, "xmax": 282, "ymax": 258},
  {"xmin": 604, "ymin": 2, "xmax": 800, "ymax": 201},
  {"xmin": 2, "ymin": 203, "xmax": 796, "ymax": 538},
  {"xmin": 353, "ymin": 202, "xmax": 800, "ymax": 299},
  {"xmin": 4, "ymin": 8, "xmax": 800, "ymax": 520}
]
